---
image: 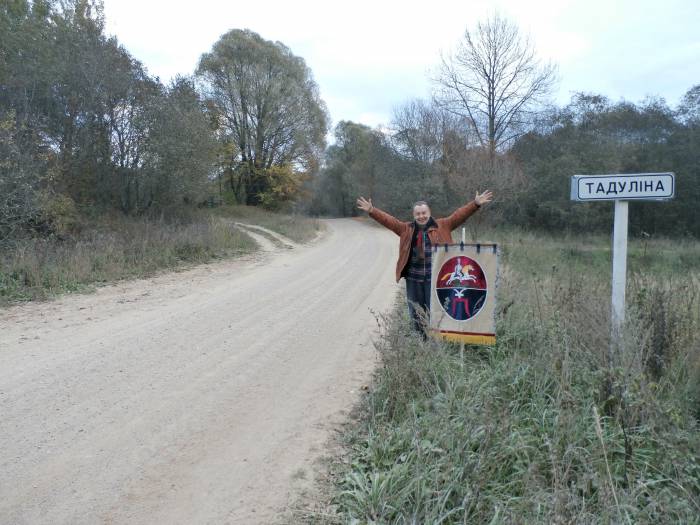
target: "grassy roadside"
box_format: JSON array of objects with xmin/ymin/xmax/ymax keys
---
[
  {"xmin": 0, "ymin": 206, "xmax": 322, "ymax": 305},
  {"xmin": 311, "ymin": 231, "xmax": 700, "ymax": 523},
  {"xmin": 213, "ymin": 204, "xmax": 325, "ymax": 243}
]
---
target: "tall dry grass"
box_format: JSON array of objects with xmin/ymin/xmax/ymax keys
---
[
  {"xmin": 321, "ymin": 231, "xmax": 700, "ymax": 524},
  {"xmin": 0, "ymin": 212, "xmax": 256, "ymax": 304}
]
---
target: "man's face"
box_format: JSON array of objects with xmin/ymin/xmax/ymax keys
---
[{"xmin": 413, "ymin": 204, "xmax": 431, "ymax": 225}]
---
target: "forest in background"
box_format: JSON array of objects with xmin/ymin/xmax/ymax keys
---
[
  {"xmin": 1, "ymin": 0, "xmax": 327, "ymax": 246},
  {"xmin": 313, "ymin": 92, "xmax": 700, "ymax": 238},
  {"xmin": 1, "ymin": 0, "xmax": 698, "ymax": 249}
]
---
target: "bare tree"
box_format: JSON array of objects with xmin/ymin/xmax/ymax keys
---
[
  {"xmin": 390, "ymin": 99, "xmax": 474, "ymax": 164},
  {"xmin": 435, "ymin": 14, "xmax": 557, "ymax": 154}
]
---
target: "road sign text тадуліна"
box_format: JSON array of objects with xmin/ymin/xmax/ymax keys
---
[{"xmin": 571, "ymin": 173, "xmax": 674, "ymax": 201}]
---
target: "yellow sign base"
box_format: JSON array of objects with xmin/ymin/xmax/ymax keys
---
[{"xmin": 431, "ymin": 330, "xmax": 496, "ymax": 346}]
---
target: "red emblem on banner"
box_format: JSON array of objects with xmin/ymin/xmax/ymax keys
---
[{"xmin": 435, "ymin": 256, "xmax": 488, "ymax": 321}]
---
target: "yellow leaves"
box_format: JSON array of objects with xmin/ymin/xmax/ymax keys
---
[
  {"xmin": 257, "ymin": 164, "xmax": 308, "ymax": 210},
  {"xmin": 38, "ymin": 191, "xmax": 79, "ymax": 237}
]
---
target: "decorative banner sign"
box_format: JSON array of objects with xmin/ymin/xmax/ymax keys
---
[
  {"xmin": 570, "ymin": 172, "xmax": 674, "ymax": 201},
  {"xmin": 429, "ymin": 243, "xmax": 498, "ymax": 345}
]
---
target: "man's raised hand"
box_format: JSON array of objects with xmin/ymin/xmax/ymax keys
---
[
  {"xmin": 357, "ymin": 196, "xmax": 373, "ymax": 213},
  {"xmin": 475, "ymin": 190, "xmax": 493, "ymax": 206}
]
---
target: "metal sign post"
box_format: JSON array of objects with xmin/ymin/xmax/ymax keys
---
[
  {"xmin": 570, "ymin": 172, "xmax": 675, "ymax": 342},
  {"xmin": 611, "ymin": 200, "xmax": 628, "ymax": 337}
]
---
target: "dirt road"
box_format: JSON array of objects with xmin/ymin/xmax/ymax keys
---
[{"xmin": 0, "ymin": 219, "xmax": 398, "ymax": 524}]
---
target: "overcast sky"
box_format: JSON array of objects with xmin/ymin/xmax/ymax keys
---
[{"xmin": 103, "ymin": 0, "xmax": 700, "ymax": 130}]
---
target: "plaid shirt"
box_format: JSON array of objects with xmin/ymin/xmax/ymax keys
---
[{"xmin": 404, "ymin": 220, "xmax": 435, "ymax": 282}]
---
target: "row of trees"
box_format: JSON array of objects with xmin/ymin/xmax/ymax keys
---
[
  {"xmin": 3, "ymin": 3, "xmax": 696, "ymax": 241},
  {"xmin": 311, "ymin": 89, "xmax": 700, "ymax": 236},
  {"xmin": 1, "ymin": 1, "xmax": 215, "ymax": 237},
  {"xmin": 512, "ymin": 91, "xmax": 699, "ymax": 235},
  {"xmin": 1, "ymin": 1, "xmax": 328, "ymax": 243},
  {"xmin": 310, "ymin": 16, "xmax": 698, "ymax": 237}
]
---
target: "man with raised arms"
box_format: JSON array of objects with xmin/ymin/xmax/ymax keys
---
[{"xmin": 357, "ymin": 191, "xmax": 493, "ymax": 336}]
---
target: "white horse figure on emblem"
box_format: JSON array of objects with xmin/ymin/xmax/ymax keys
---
[{"xmin": 445, "ymin": 258, "xmax": 477, "ymax": 286}]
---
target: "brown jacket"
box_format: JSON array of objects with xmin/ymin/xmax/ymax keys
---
[{"xmin": 369, "ymin": 201, "xmax": 481, "ymax": 282}]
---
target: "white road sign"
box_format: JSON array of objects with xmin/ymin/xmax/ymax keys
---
[
  {"xmin": 570, "ymin": 171, "xmax": 676, "ymax": 363},
  {"xmin": 571, "ymin": 172, "xmax": 675, "ymax": 201}
]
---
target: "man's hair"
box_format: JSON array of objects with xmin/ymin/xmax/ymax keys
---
[{"xmin": 413, "ymin": 200, "xmax": 430, "ymax": 210}]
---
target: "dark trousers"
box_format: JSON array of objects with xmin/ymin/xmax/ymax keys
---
[{"xmin": 405, "ymin": 278, "xmax": 431, "ymax": 335}]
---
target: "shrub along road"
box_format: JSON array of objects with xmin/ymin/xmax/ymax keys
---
[{"xmin": 0, "ymin": 219, "xmax": 397, "ymax": 524}]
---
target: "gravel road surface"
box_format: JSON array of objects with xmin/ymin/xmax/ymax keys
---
[{"xmin": 0, "ymin": 218, "xmax": 398, "ymax": 524}]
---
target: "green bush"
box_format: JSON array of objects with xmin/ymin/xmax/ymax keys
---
[{"xmin": 37, "ymin": 191, "xmax": 80, "ymax": 237}]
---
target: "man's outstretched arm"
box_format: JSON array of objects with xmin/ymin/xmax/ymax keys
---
[
  {"xmin": 357, "ymin": 196, "xmax": 405, "ymax": 236},
  {"xmin": 444, "ymin": 190, "xmax": 494, "ymax": 230}
]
